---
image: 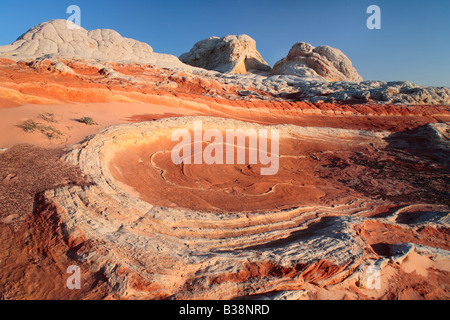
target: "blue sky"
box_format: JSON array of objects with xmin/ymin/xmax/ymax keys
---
[{"xmin": 0, "ymin": 0, "xmax": 449, "ymax": 87}]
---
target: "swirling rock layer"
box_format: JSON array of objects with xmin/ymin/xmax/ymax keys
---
[{"xmin": 19, "ymin": 117, "xmax": 446, "ymax": 299}]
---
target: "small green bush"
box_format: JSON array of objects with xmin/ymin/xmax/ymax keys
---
[
  {"xmin": 19, "ymin": 119, "xmax": 64, "ymax": 140},
  {"xmin": 77, "ymin": 117, "xmax": 98, "ymax": 126}
]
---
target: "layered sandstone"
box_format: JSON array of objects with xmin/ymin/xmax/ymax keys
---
[
  {"xmin": 20, "ymin": 117, "xmax": 447, "ymax": 299},
  {"xmin": 0, "ymin": 58, "xmax": 449, "ymax": 110}
]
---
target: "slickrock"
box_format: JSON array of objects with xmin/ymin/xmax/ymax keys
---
[
  {"xmin": 271, "ymin": 41, "xmax": 363, "ymax": 82},
  {"xmin": 179, "ymin": 35, "xmax": 271, "ymax": 74}
]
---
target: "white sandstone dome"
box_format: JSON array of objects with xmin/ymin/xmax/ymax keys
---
[
  {"xmin": 0, "ymin": 20, "xmax": 187, "ymax": 69},
  {"xmin": 179, "ymin": 34, "xmax": 271, "ymax": 75},
  {"xmin": 272, "ymin": 41, "xmax": 363, "ymax": 82}
]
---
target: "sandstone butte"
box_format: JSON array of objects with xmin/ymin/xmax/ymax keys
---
[{"xmin": 0, "ymin": 20, "xmax": 449, "ymax": 301}]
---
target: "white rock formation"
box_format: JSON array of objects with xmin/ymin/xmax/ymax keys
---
[
  {"xmin": 0, "ymin": 19, "xmax": 187, "ymax": 69},
  {"xmin": 272, "ymin": 42, "xmax": 363, "ymax": 82},
  {"xmin": 1, "ymin": 20, "xmax": 447, "ymax": 105},
  {"xmin": 179, "ymin": 35, "xmax": 271, "ymax": 74}
]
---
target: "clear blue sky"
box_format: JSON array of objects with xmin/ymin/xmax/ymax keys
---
[{"xmin": 0, "ymin": 0, "xmax": 449, "ymax": 87}]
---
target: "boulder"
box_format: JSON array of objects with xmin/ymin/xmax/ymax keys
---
[
  {"xmin": 272, "ymin": 42, "xmax": 363, "ymax": 82},
  {"xmin": 179, "ymin": 35, "xmax": 271, "ymax": 74}
]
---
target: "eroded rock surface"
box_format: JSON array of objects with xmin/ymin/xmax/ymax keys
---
[
  {"xmin": 19, "ymin": 117, "xmax": 444, "ymax": 299},
  {"xmin": 179, "ymin": 35, "xmax": 271, "ymax": 74},
  {"xmin": 272, "ymin": 42, "xmax": 363, "ymax": 82}
]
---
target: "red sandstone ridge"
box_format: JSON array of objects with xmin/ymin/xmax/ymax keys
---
[{"xmin": 0, "ymin": 58, "xmax": 448, "ymax": 133}]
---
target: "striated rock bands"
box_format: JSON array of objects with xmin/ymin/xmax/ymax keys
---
[
  {"xmin": 29, "ymin": 117, "xmax": 447, "ymax": 299},
  {"xmin": 0, "ymin": 57, "xmax": 449, "ymax": 107}
]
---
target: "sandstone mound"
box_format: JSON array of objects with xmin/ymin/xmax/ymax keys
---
[
  {"xmin": 179, "ymin": 35, "xmax": 271, "ymax": 74},
  {"xmin": 0, "ymin": 20, "xmax": 186, "ymax": 69},
  {"xmin": 272, "ymin": 42, "xmax": 363, "ymax": 82}
]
